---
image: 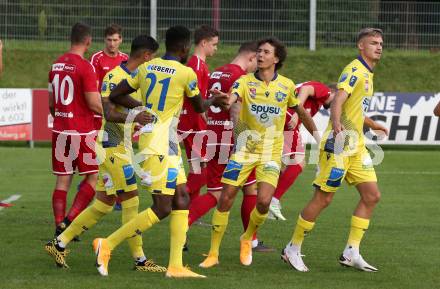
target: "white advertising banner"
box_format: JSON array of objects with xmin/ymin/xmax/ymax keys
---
[
  {"xmin": 0, "ymin": 89, "xmax": 33, "ymax": 126},
  {"xmin": 300, "ymin": 92, "xmax": 440, "ymax": 145}
]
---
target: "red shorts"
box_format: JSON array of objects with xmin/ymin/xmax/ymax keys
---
[
  {"xmin": 52, "ymin": 132, "xmax": 98, "ymax": 175},
  {"xmin": 180, "ymin": 131, "xmax": 208, "ymax": 162},
  {"xmin": 207, "ymin": 158, "xmax": 256, "ymax": 191}
]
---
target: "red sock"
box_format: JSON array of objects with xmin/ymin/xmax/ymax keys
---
[
  {"xmin": 273, "ymin": 164, "xmax": 303, "ymax": 201},
  {"xmin": 52, "ymin": 189, "xmax": 67, "ymax": 225},
  {"xmin": 241, "ymin": 194, "xmax": 257, "ymax": 231},
  {"xmin": 188, "ymin": 193, "xmax": 217, "ymax": 226},
  {"xmin": 66, "ymin": 181, "xmax": 96, "ymax": 222},
  {"xmin": 186, "ymin": 167, "xmax": 207, "ymax": 201}
]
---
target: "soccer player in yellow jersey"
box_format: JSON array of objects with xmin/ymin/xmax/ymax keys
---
[
  {"xmin": 282, "ymin": 28, "xmax": 389, "ymax": 272},
  {"xmin": 44, "ymin": 35, "xmax": 164, "ymax": 272},
  {"xmin": 200, "ymin": 37, "xmax": 318, "ymax": 268},
  {"xmin": 92, "ymin": 26, "xmax": 228, "ymax": 278}
]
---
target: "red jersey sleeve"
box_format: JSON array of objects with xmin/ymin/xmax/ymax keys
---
[{"xmin": 81, "ymin": 61, "xmax": 98, "ymax": 93}]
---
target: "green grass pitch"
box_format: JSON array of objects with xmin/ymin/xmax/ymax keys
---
[{"xmin": 0, "ymin": 146, "xmax": 439, "ymax": 289}]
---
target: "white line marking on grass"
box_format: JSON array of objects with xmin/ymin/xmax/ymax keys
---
[{"xmin": 0, "ymin": 194, "xmax": 22, "ymax": 211}]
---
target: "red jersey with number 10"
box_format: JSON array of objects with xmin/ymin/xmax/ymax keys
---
[
  {"xmin": 178, "ymin": 55, "xmax": 209, "ymax": 132},
  {"xmin": 48, "ymin": 52, "xmax": 98, "ymax": 134}
]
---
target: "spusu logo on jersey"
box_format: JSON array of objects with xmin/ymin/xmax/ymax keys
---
[{"xmin": 249, "ymin": 104, "xmax": 281, "ymax": 125}]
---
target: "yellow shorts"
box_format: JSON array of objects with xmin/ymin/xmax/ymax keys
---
[
  {"xmin": 140, "ymin": 154, "xmax": 186, "ymax": 195},
  {"xmin": 96, "ymin": 145, "xmax": 137, "ymax": 195},
  {"xmin": 221, "ymin": 152, "xmax": 281, "ymax": 188},
  {"xmin": 313, "ymin": 146, "xmax": 377, "ymax": 193}
]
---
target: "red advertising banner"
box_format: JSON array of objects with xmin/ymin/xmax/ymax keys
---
[
  {"xmin": 0, "ymin": 124, "xmax": 31, "ymax": 141},
  {"xmin": 32, "ymin": 89, "xmax": 52, "ymax": 141}
]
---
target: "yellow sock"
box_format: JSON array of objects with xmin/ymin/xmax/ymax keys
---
[
  {"xmin": 58, "ymin": 200, "xmax": 112, "ymax": 245},
  {"xmin": 107, "ymin": 208, "xmax": 159, "ymax": 251},
  {"xmin": 291, "ymin": 214, "xmax": 315, "ymax": 246},
  {"xmin": 241, "ymin": 208, "xmax": 268, "ymax": 240},
  {"xmin": 121, "ymin": 197, "xmax": 145, "ymax": 259},
  {"xmin": 208, "ymin": 209, "xmax": 230, "ymax": 257},
  {"xmin": 347, "ymin": 215, "xmax": 370, "ymax": 248},
  {"xmin": 168, "ymin": 210, "xmax": 189, "ymax": 269}
]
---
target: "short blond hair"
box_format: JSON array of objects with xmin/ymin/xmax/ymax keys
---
[{"xmin": 357, "ymin": 28, "xmax": 383, "ymax": 43}]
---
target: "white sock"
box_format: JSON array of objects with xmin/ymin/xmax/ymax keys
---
[
  {"xmin": 252, "ymin": 239, "xmax": 259, "ymax": 248},
  {"xmin": 271, "ymin": 197, "xmax": 280, "ymax": 205},
  {"xmin": 343, "ymin": 245, "xmax": 359, "ymax": 257},
  {"xmin": 136, "ymin": 256, "xmax": 147, "ymax": 263},
  {"xmin": 56, "ymin": 238, "xmax": 66, "ymax": 248}
]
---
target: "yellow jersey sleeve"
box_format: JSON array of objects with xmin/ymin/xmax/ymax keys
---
[
  {"xmin": 126, "ymin": 69, "xmax": 141, "ymax": 91},
  {"xmin": 101, "ymin": 69, "xmax": 123, "ymax": 98},
  {"xmin": 337, "ymin": 69, "xmax": 359, "ymax": 95},
  {"xmin": 230, "ymin": 76, "xmax": 246, "ymax": 101},
  {"xmin": 287, "ymin": 82, "xmax": 299, "ymax": 108},
  {"xmin": 184, "ymin": 68, "xmax": 200, "ymax": 98},
  {"xmin": 100, "ymin": 73, "xmax": 112, "ymax": 98}
]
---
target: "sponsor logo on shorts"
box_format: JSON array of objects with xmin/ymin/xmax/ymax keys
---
[
  {"xmin": 263, "ymin": 161, "xmax": 280, "ymax": 175},
  {"xmin": 123, "ymin": 164, "xmax": 136, "ymax": 185},
  {"xmin": 102, "ymin": 173, "xmax": 114, "ymax": 189},
  {"xmin": 166, "ymin": 168, "xmax": 178, "ymax": 189},
  {"xmin": 326, "ymin": 167, "xmax": 345, "ymax": 187},
  {"xmin": 222, "ymin": 160, "xmax": 243, "ymax": 181}
]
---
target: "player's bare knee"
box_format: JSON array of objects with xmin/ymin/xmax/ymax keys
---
[
  {"xmin": 315, "ymin": 190, "xmax": 333, "ymax": 208},
  {"xmin": 363, "ymin": 189, "xmax": 381, "ymax": 206},
  {"xmin": 256, "ymin": 202, "xmax": 270, "ymax": 214},
  {"xmin": 256, "ymin": 194, "xmax": 271, "ymax": 212}
]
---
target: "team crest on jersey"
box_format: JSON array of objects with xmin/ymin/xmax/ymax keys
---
[
  {"xmin": 249, "ymin": 88, "xmax": 257, "ymax": 98},
  {"xmin": 232, "ymin": 82, "xmax": 240, "ymax": 89},
  {"xmin": 265, "ymin": 91, "xmax": 270, "ymax": 97},
  {"xmin": 109, "ymin": 73, "xmax": 113, "ymax": 79},
  {"xmin": 275, "ymin": 91, "xmax": 287, "ymax": 102}
]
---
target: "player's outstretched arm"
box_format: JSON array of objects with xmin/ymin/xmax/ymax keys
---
[
  {"xmin": 102, "ymin": 98, "xmax": 152, "ymax": 125},
  {"xmin": 294, "ymin": 104, "xmax": 320, "ymax": 144},
  {"xmin": 364, "ymin": 116, "xmax": 389, "ymax": 136},
  {"xmin": 109, "ymin": 80, "xmax": 141, "ymax": 109},
  {"xmin": 330, "ymin": 89, "xmax": 349, "ymax": 136},
  {"xmin": 188, "ymin": 88, "xmax": 229, "ymax": 113},
  {"xmin": 434, "ymin": 101, "xmax": 440, "ymax": 117}
]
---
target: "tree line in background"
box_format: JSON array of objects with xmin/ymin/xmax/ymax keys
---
[{"xmin": 1, "ymin": 0, "xmax": 439, "ymax": 49}]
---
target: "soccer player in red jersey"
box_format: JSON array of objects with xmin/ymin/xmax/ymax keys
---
[
  {"xmin": 188, "ymin": 42, "xmax": 273, "ymax": 251},
  {"xmin": 90, "ymin": 24, "xmax": 128, "ymax": 131},
  {"xmin": 48, "ymin": 22, "xmax": 103, "ymax": 237},
  {"xmin": 178, "ymin": 25, "xmax": 219, "ymax": 202},
  {"xmin": 268, "ymin": 81, "xmax": 336, "ymax": 221}
]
